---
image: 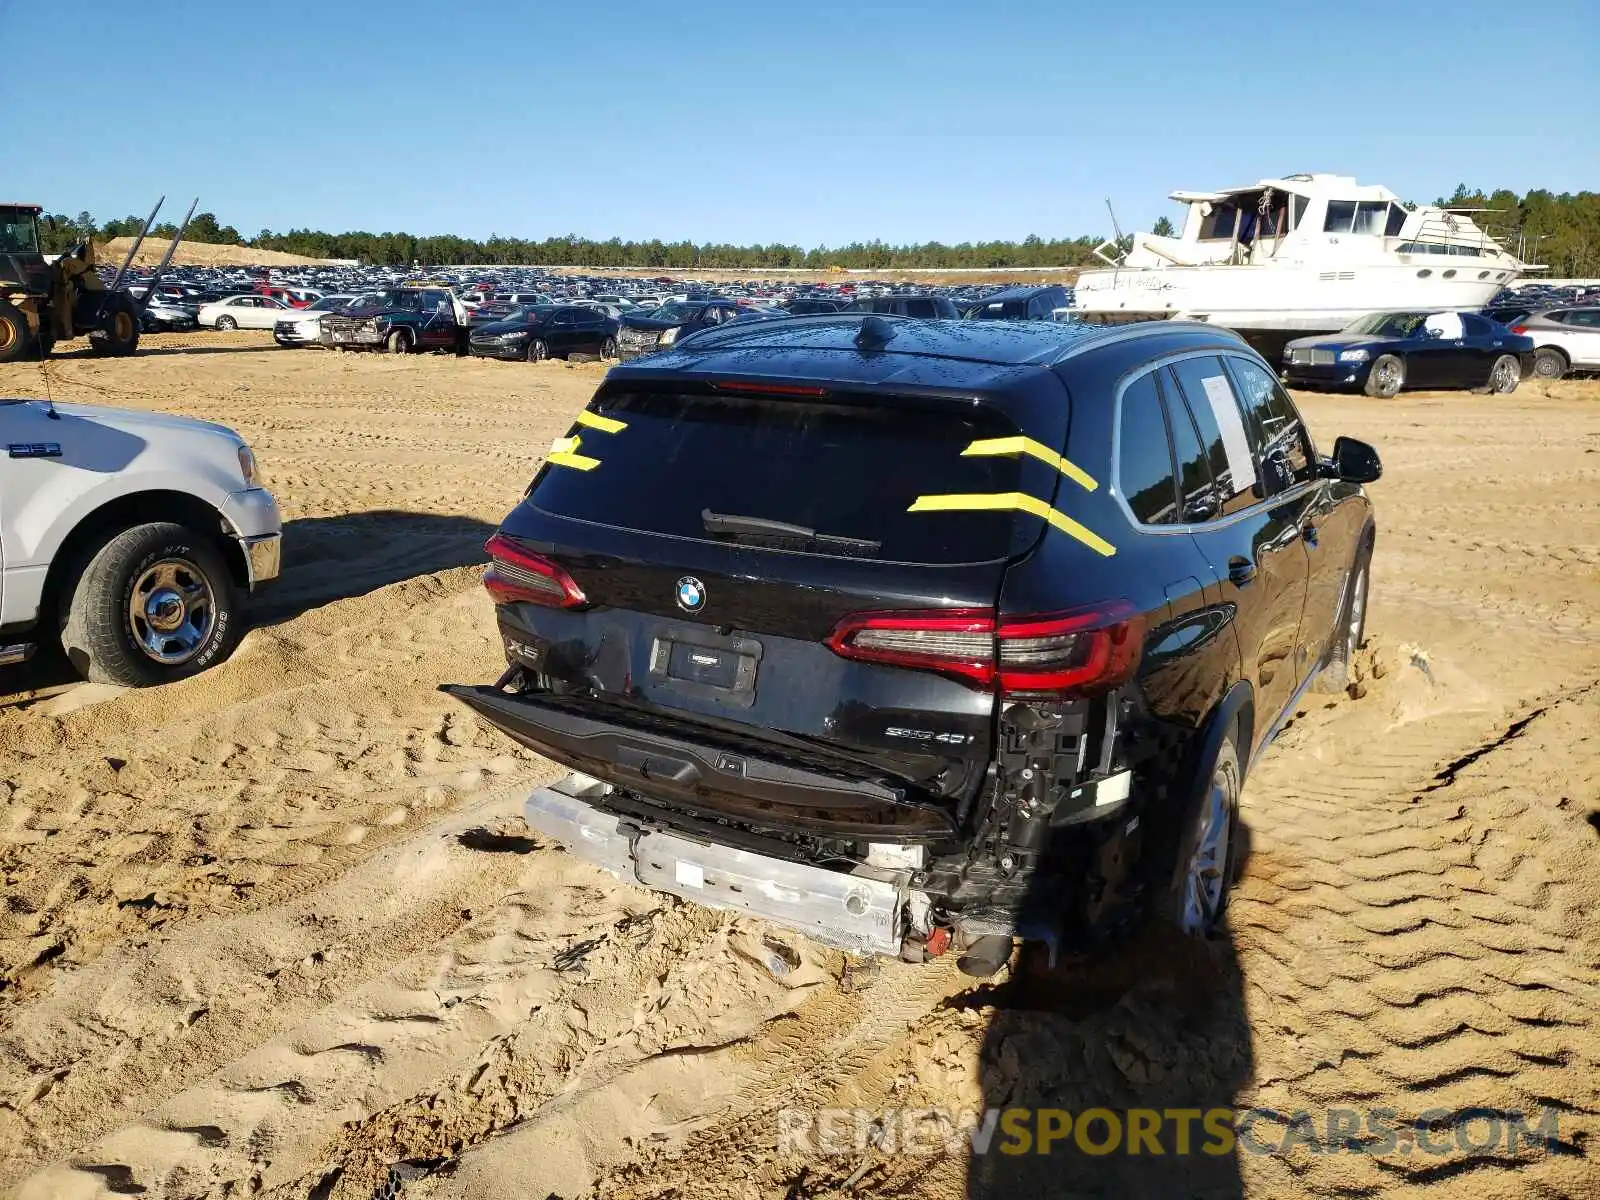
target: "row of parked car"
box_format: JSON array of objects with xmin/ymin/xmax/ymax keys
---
[{"xmin": 123, "ymin": 265, "xmax": 1597, "ymax": 390}]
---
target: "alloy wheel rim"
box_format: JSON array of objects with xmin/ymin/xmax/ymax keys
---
[
  {"xmin": 1181, "ymin": 765, "xmax": 1234, "ymax": 934},
  {"xmin": 1493, "ymin": 359, "xmax": 1517, "ymax": 391},
  {"xmin": 1377, "ymin": 361, "xmax": 1399, "ymax": 393},
  {"xmin": 1536, "ymin": 354, "xmax": 1560, "ymax": 378},
  {"xmin": 127, "ymin": 557, "xmax": 216, "ymax": 665}
]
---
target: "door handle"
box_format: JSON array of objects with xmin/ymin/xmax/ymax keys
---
[{"xmin": 1227, "ymin": 556, "xmax": 1257, "ymax": 585}]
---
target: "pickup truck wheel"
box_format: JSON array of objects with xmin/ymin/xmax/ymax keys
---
[
  {"xmin": 526, "ymin": 337, "xmax": 547, "ymax": 363},
  {"xmin": 1154, "ymin": 730, "xmax": 1241, "ymax": 937},
  {"xmin": 1313, "ymin": 537, "xmax": 1371, "ymax": 692},
  {"xmin": 1532, "ymin": 347, "xmax": 1568, "ymax": 380},
  {"xmin": 60, "ymin": 522, "xmax": 240, "ymax": 687},
  {"xmin": 1363, "ymin": 354, "xmax": 1404, "ymax": 398},
  {"xmin": 215, "ymin": 315, "xmax": 237, "ymax": 331},
  {"xmin": 386, "ymin": 329, "xmax": 412, "ymax": 354},
  {"xmin": 0, "ymin": 300, "xmax": 32, "ymax": 363}
]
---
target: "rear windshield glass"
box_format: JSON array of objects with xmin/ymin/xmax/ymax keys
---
[
  {"xmin": 971, "ymin": 300, "xmax": 1029, "ymax": 319},
  {"xmin": 530, "ymin": 387, "xmax": 1030, "ymax": 563}
]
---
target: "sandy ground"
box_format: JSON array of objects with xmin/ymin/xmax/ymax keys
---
[{"xmin": 0, "ymin": 333, "xmax": 1596, "ymax": 1200}]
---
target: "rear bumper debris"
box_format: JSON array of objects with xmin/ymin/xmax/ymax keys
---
[{"xmin": 524, "ymin": 771, "xmax": 922, "ymax": 956}]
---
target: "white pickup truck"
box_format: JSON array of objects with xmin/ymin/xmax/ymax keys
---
[{"xmin": 0, "ymin": 396, "xmax": 282, "ymax": 686}]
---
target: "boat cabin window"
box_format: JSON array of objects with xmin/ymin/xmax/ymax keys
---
[
  {"xmin": 1199, "ymin": 190, "xmax": 1297, "ymax": 243},
  {"xmin": 1291, "ymin": 194, "xmax": 1308, "ymax": 229},
  {"xmin": 1198, "ymin": 204, "xmax": 1237, "ymax": 241},
  {"xmin": 1325, "ymin": 200, "xmax": 1406, "ymax": 235}
]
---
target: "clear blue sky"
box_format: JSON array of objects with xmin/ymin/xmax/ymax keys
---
[{"xmin": 4, "ymin": 0, "xmax": 1595, "ymax": 247}]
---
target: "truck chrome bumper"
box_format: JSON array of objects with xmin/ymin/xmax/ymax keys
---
[
  {"xmin": 241, "ymin": 533, "xmax": 282, "ymax": 588},
  {"xmin": 524, "ymin": 773, "xmax": 914, "ymax": 956}
]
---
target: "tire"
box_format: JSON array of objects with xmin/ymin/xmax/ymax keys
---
[
  {"xmin": 1485, "ymin": 353, "xmax": 1521, "ymax": 395},
  {"xmin": 526, "ymin": 337, "xmax": 547, "ymax": 363},
  {"xmin": 1153, "ymin": 727, "xmax": 1242, "ymax": 937},
  {"xmin": 386, "ymin": 328, "xmax": 411, "ymax": 354},
  {"xmin": 1363, "ymin": 353, "xmax": 1404, "ymax": 398},
  {"xmin": 59, "ymin": 522, "xmax": 240, "ymax": 687},
  {"xmin": 215, "ymin": 315, "xmax": 238, "ymax": 331},
  {"xmin": 1313, "ymin": 534, "xmax": 1372, "ymax": 693},
  {"xmin": 0, "ymin": 299, "xmax": 33, "ymax": 363},
  {"xmin": 87, "ymin": 292, "xmax": 141, "ymax": 357},
  {"xmin": 1532, "ymin": 346, "xmax": 1568, "ymax": 380},
  {"xmin": 600, "ymin": 335, "xmax": 618, "ymax": 361}
]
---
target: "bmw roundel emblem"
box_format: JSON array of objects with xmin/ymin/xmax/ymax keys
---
[{"xmin": 676, "ymin": 576, "xmax": 707, "ymax": 613}]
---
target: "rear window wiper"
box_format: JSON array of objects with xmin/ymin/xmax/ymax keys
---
[{"xmin": 701, "ymin": 509, "xmax": 881, "ymax": 553}]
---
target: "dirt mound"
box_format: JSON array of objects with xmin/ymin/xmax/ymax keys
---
[{"xmin": 95, "ymin": 237, "xmax": 333, "ymax": 268}]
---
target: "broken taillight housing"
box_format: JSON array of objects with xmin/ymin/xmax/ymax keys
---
[
  {"xmin": 826, "ymin": 602, "xmax": 1144, "ymax": 696},
  {"xmin": 482, "ymin": 533, "xmax": 587, "ymax": 609}
]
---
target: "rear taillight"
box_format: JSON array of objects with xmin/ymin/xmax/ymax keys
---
[
  {"xmin": 1509, "ymin": 324, "xmax": 1528, "ymax": 334},
  {"xmin": 826, "ymin": 603, "xmax": 1143, "ymax": 696},
  {"xmin": 483, "ymin": 533, "xmax": 587, "ymax": 609}
]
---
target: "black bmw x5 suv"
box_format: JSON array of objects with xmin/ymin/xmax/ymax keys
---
[{"xmin": 447, "ymin": 315, "xmax": 1380, "ymax": 974}]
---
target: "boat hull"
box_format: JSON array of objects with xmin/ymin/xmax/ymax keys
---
[{"xmin": 1072, "ymin": 259, "xmax": 1521, "ymax": 336}]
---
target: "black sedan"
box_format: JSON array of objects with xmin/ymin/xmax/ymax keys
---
[
  {"xmin": 617, "ymin": 300, "xmax": 743, "ymax": 360},
  {"xmin": 1282, "ymin": 311, "xmax": 1533, "ymax": 398},
  {"xmin": 468, "ymin": 304, "xmax": 619, "ymax": 362}
]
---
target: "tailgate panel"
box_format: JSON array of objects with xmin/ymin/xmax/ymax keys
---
[{"xmin": 445, "ymin": 684, "xmax": 959, "ymax": 839}]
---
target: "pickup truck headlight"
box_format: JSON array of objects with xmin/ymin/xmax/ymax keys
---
[
  {"xmin": 1338, "ymin": 348, "xmax": 1370, "ymax": 363},
  {"xmin": 658, "ymin": 326, "xmax": 679, "ymax": 346},
  {"xmin": 238, "ymin": 444, "xmax": 261, "ymax": 486}
]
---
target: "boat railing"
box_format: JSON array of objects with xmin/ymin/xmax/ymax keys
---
[
  {"xmin": 1387, "ymin": 214, "xmax": 1506, "ymax": 258},
  {"xmin": 1091, "ymin": 239, "xmax": 1127, "ymax": 268}
]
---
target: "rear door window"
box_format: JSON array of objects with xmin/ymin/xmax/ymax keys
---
[
  {"xmin": 531, "ymin": 387, "xmax": 1041, "ymax": 564},
  {"xmin": 1166, "ymin": 357, "xmax": 1258, "ymax": 516},
  {"xmin": 903, "ymin": 298, "xmax": 937, "ymax": 319},
  {"xmin": 1161, "ymin": 373, "xmax": 1218, "ymax": 522},
  {"xmin": 1117, "ymin": 371, "xmax": 1180, "ymax": 525}
]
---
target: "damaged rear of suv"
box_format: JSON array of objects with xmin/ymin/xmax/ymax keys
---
[{"xmin": 447, "ymin": 314, "xmax": 1379, "ymax": 974}]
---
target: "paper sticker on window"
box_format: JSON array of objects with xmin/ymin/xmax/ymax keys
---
[{"xmin": 1200, "ymin": 374, "xmax": 1257, "ymax": 493}]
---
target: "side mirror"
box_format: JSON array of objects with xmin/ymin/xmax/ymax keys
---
[{"xmin": 1328, "ymin": 436, "xmax": 1382, "ymax": 483}]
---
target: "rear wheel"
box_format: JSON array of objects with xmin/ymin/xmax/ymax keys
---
[
  {"xmin": 88, "ymin": 292, "xmax": 140, "ymax": 357},
  {"xmin": 1485, "ymin": 353, "xmax": 1521, "ymax": 394},
  {"xmin": 386, "ymin": 328, "xmax": 412, "ymax": 354},
  {"xmin": 1532, "ymin": 346, "xmax": 1568, "ymax": 380},
  {"xmin": 1155, "ymin": 731, "xmax": 1241, "ymax": 937},
  {"xmin": 1363, "ymin": 353, "xmax": 1404, "ymax": 398},
  {"xmin": 215, "ymin": 314, "xmax": 238, "ymax": 331},
  {"xmin": 59, "ymin": 522, "xmax": 240, "ymax": 687},
  {"xmin": 0, "ymin": 299, "xmax": 32, "ymax": 363}
]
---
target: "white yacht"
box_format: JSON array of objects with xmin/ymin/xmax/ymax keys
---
[{"xmin": 1072, "ymin": 174, "xmax": 1533, "ymax": 353}]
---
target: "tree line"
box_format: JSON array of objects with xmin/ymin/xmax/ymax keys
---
[{"xmin": 34, "ymin": 185, "xmax": 1598, "ymax": 274}]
